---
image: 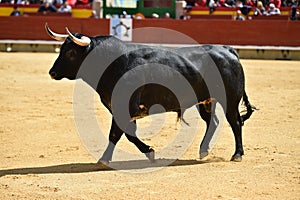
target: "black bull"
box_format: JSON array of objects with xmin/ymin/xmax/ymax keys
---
[{"xmin": 46, "ymin": 24, "xmax": 255, "ymax": 163}]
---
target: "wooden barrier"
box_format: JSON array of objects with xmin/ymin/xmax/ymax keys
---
[
  {"xmin": 251, "ymin": 15, "xmax": 289, "ymax": 20},
  {"xmin": 190, "ymin": 14, "xmax": 233, "ymax": 20},
  {"xmin": 0, "ymin": 17, "xmax": 109, "ymax": 40},
  {"xmin": 189, "ymin": 6, "xmax": 293, "ymax": 16},
  {"xmin": 0, "ymin": 16, "xmax": 299, "ymax": 46},
  {"xmin": 132, "ymin": 19, "xmax": 300, "ymax": 46}
]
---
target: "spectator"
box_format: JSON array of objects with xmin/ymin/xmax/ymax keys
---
[
  {"xmin": 151, "ymin": 13, "xmax": 160, "ymax": 18},
  {"xmin": 179, "ymin": 11, "xmax": 191, "ymax": 20},
  {"xmin": 16, "ymin": 0, "xmax": 30, "ymax": 4},
  {"xmin": 241, "ymin": 0, "xmax": 253, "ymax": 15},
  {"xmin": 245, "ymin": 0, "xmax": 255, "ymax": 6},
  {"xmin": 259, "ymin": 0, "xmax": 268, "ymax": 7},
  {"xmin": 198, "ymin": 0, "xmax": 207, "ymax": 6},
  {"xmin": 67, "ymin": 0, "xmax": 77, "ymax": 6},
  {"xmin": 134, "ymin": 12, "xmax": 145, "ymax": 19},
  {"xmin": 164, "ymin": 12, "xmax": 171, "ymax": 18},
  {"xmin": 76, "ymin": 0, "xmax": 88, "ymax": 5},
  {"xmin": 1, "ymin": 0, "xmax": 13, "ymax": 3},
  {"xmin": 57, "ymin": 0, "xmax": 65, "ymax": 4},
  {"xmin": 38, "ymin": 1, "xmax": 57, "ymax": 13},
  {"xmin": 269, "ymin": 0, "xmax": 281, "ymax": 8},
  {"xmin": 236, "ymin": 0, "xmax": 243, "ymax": 8},
  {"xmin": 58, "ymin": 2, "xmax": 72, "ymax": 13},
  {"xmin": 266, "ymin": 3, "xmax": 281, "ymax": 15},
  {"xmin": 89, "ymin": 10, "xmax": 99, "ymax": 18},
  {"xmin": 208, "ymin": 0, "xmax": 218, "ymax": 13},
  {"xmin": 224, "ymin": 0, "xmax": 236, "ymax": 7},
  {"xmin": 52, "ymin": 0, "xmax": 64, "ymax": 4},
  {"xmin": 10, "ymin": 5, "xmax": 21, "ymax": 16},
  {"xmin": 121, "ymin": 11, "xmax": 127, "ymax": 18},
  {"xmin": 285, "ymin": 0, "xmax": 299, "ymax": 7},
  {"xmin": 219, "ymin": 0, "xmax": 225, "ymax": 6},
  {"xmin": 295, "ymin": 11, "xmax": 300, "ymax": 20},
  {"xmin": 290, "ymin": 5, "xmax": 300, "ymax": 20},
  {"xmin": 234, "ymin": 10, "xmax": 245, "ymax": 20},
  {"xmin": 254, "ymin": 1, "xmax": 266, "ymax": 15},
  {"xmin": 185, "ymin": 0, "xmax": 197, "ymax": 11}
]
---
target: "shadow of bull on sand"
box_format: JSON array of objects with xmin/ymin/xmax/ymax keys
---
[{"xmin": 0, "ymin": 157, "xmax": 226, "ymax": 177}]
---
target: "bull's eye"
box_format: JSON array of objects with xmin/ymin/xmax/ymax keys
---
[{"xmin": 65, "ymin": 49, "xmax": 77, "ymax": 61}]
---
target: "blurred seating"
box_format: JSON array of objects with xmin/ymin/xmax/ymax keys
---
[
  {"xmin": 252, "ymin": 14, "xmax": 288, "ymax": 20},
  {"xmin": 23, "ymin": 12, "xmax": 72, "ymax": 17},
  {"xmin": 190, "ymin": 14, "xmax": 233, "ymax": 19}
]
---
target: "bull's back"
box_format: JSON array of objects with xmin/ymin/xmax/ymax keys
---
[{"xmin": 176, "ymin": 45, "xmax": 245, "ymax": 102}]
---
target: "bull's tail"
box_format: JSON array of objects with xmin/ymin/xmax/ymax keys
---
[
  {"xmin": 177, "ymin": 110, "xmax": 190, "ymax": 126},
  {"xmin": 240, "ymin": 91, "xmax": 257, "ymax": 125}
]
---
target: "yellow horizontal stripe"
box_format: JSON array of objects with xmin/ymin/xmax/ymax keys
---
[
  {"xmin": 0, "ymin": 7, "xmax": 13, "ymax": 16},
  {"xmin": 0, "ymin": 6, "xmax": 91, "ymax": 18},
  {"xmin": 0, "ymin": 6, "xmax": 289, "ymax": 18},
  {"xmin": 72, "ymin": 9, "xmax": 92, "ymax": 18},
  {"xmin": 190, "ymin": 9, "xmax": 289, "ymax": 16}
]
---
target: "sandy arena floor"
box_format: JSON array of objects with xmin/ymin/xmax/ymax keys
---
[{"xmin": 0, "ymin": 52, "xmax": 299, "ymax": 199}]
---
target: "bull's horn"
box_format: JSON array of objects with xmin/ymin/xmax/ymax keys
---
[
  {"xmin": 45, "ymin": 23, "xmax": 68, "ymax": 42},
  {"xmin": 66, "ymin": 27, "xmax": 91, "ymax": 47}
]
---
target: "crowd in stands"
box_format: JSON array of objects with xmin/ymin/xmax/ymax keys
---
[
  {"xmin": 2, "ymin": 0, "xmax": 297, "ymax": 7},
  {"xmin": 184, "ymin": 0, "xmax": 299, "ymax": 19},
  {"xmin": 36, "ymin": 1, "xmax": 74, "ymax": 13},
  {"xmin": 2, "ymin": 0, "xmax": 91, "ymax": 16},
  {"xmin": 2, "ymin": 0, "xmax": 300, "ymax": 20},
  {"xmin": 185, "ymin": 0, "xmax": 299, "ymax": 8},
  {"xmin": 0, "ymin": 0, "xmax": 91, "ymax": 6}
]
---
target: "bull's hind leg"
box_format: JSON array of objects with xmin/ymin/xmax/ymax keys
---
[
  {"xmin": 126, "ymin": 98, "xmax": 155, "ymax": 162},
  {"xmin": 125, "ymin": 133, "xmax": 155, "ymax": 162},
  {"xmin": 197, "ymin": 101, "xmax": 219, "ymax": 159},
  {"xmin": 226, "ymin": 106, "xmax": 244, "ymax": 162},
  {"xmin": 125, "ymin": 121, "xmax": 154, "ymax": 162}
]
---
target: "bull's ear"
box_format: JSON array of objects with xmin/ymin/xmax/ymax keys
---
[
  {"xmin": 66, "ymin": 27, "xmax": 91, "ymax": 47},
  {"xmin": 45, "ymin": 23, "xmax": 68, "ymax": 41}
]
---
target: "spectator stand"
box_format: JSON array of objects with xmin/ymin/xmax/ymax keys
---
[
  {"xmin": 23, "ymin": 12, "xmax": 72, "ymax": 17},
  {"xmin": 0, "ymin": 7, "xmax": 299, "ymax": 59},
  {"xmin": 0, "ymin": 3, "xmax": 92, "ymax": 18},
  {"xmin": 188, "ymin": 5, "xmax": 295, "ymax": 20}
]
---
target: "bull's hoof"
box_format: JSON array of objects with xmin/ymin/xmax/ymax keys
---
[
  {"xmin": 145, "ymin": 149, "xmax": 155, "ymax": 162},
  {"xmin": 97, "ymin": 159, "xmax": 110, "ymax": 166},
  {"xmin": 199, "ymin": 152, "xmax": 209, "ymax": 159},
  {"xmin": 230, "ymin": 154, "xmax": 242, "ymax": 162}
]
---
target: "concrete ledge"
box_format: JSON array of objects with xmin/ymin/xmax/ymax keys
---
[
  {"xmin": 1, "ymin": 40, "xmax": 300, "ymax": 60},
  {"xmin": 0, "ymin": 40, "xmax": 62, "ymax": 53},
  {"xmin": 235, "ymin": 48, "xmax": 300, "ymax": 60}
]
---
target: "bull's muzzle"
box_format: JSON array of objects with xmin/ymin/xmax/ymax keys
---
[{"xmin": 50, "ymin": 71, "xmax": 57, "ymax": 79}]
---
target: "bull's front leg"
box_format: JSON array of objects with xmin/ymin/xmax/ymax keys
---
[{"xmin": 98, "ymin": 118, "xmax": 123, "ymax": 165}]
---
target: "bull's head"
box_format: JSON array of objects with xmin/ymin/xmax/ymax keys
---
[{"xmin": 46, "ymin": 23, "xmax": 91, "ymax": 80}]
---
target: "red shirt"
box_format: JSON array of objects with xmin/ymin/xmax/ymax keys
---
[{"xmin": 269, "ymin": 0, "xmax": 281, "ymax": 8}]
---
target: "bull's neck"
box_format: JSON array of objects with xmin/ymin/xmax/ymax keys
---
[{"xmin": 77, "ymin": 37, "xmax": 129, "ymax": 91}]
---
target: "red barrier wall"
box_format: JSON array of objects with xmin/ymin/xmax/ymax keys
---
[
  {"xmin": 0, "ymin": 17, "xmax": 109, "ymax": 40},
  {"xmin": 133, "ymin": 19, "xmax": 300, "ymax": 46},
  {"xmin": 0, "ymin": 16, "xmax": 299, "ymax": 46}
]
